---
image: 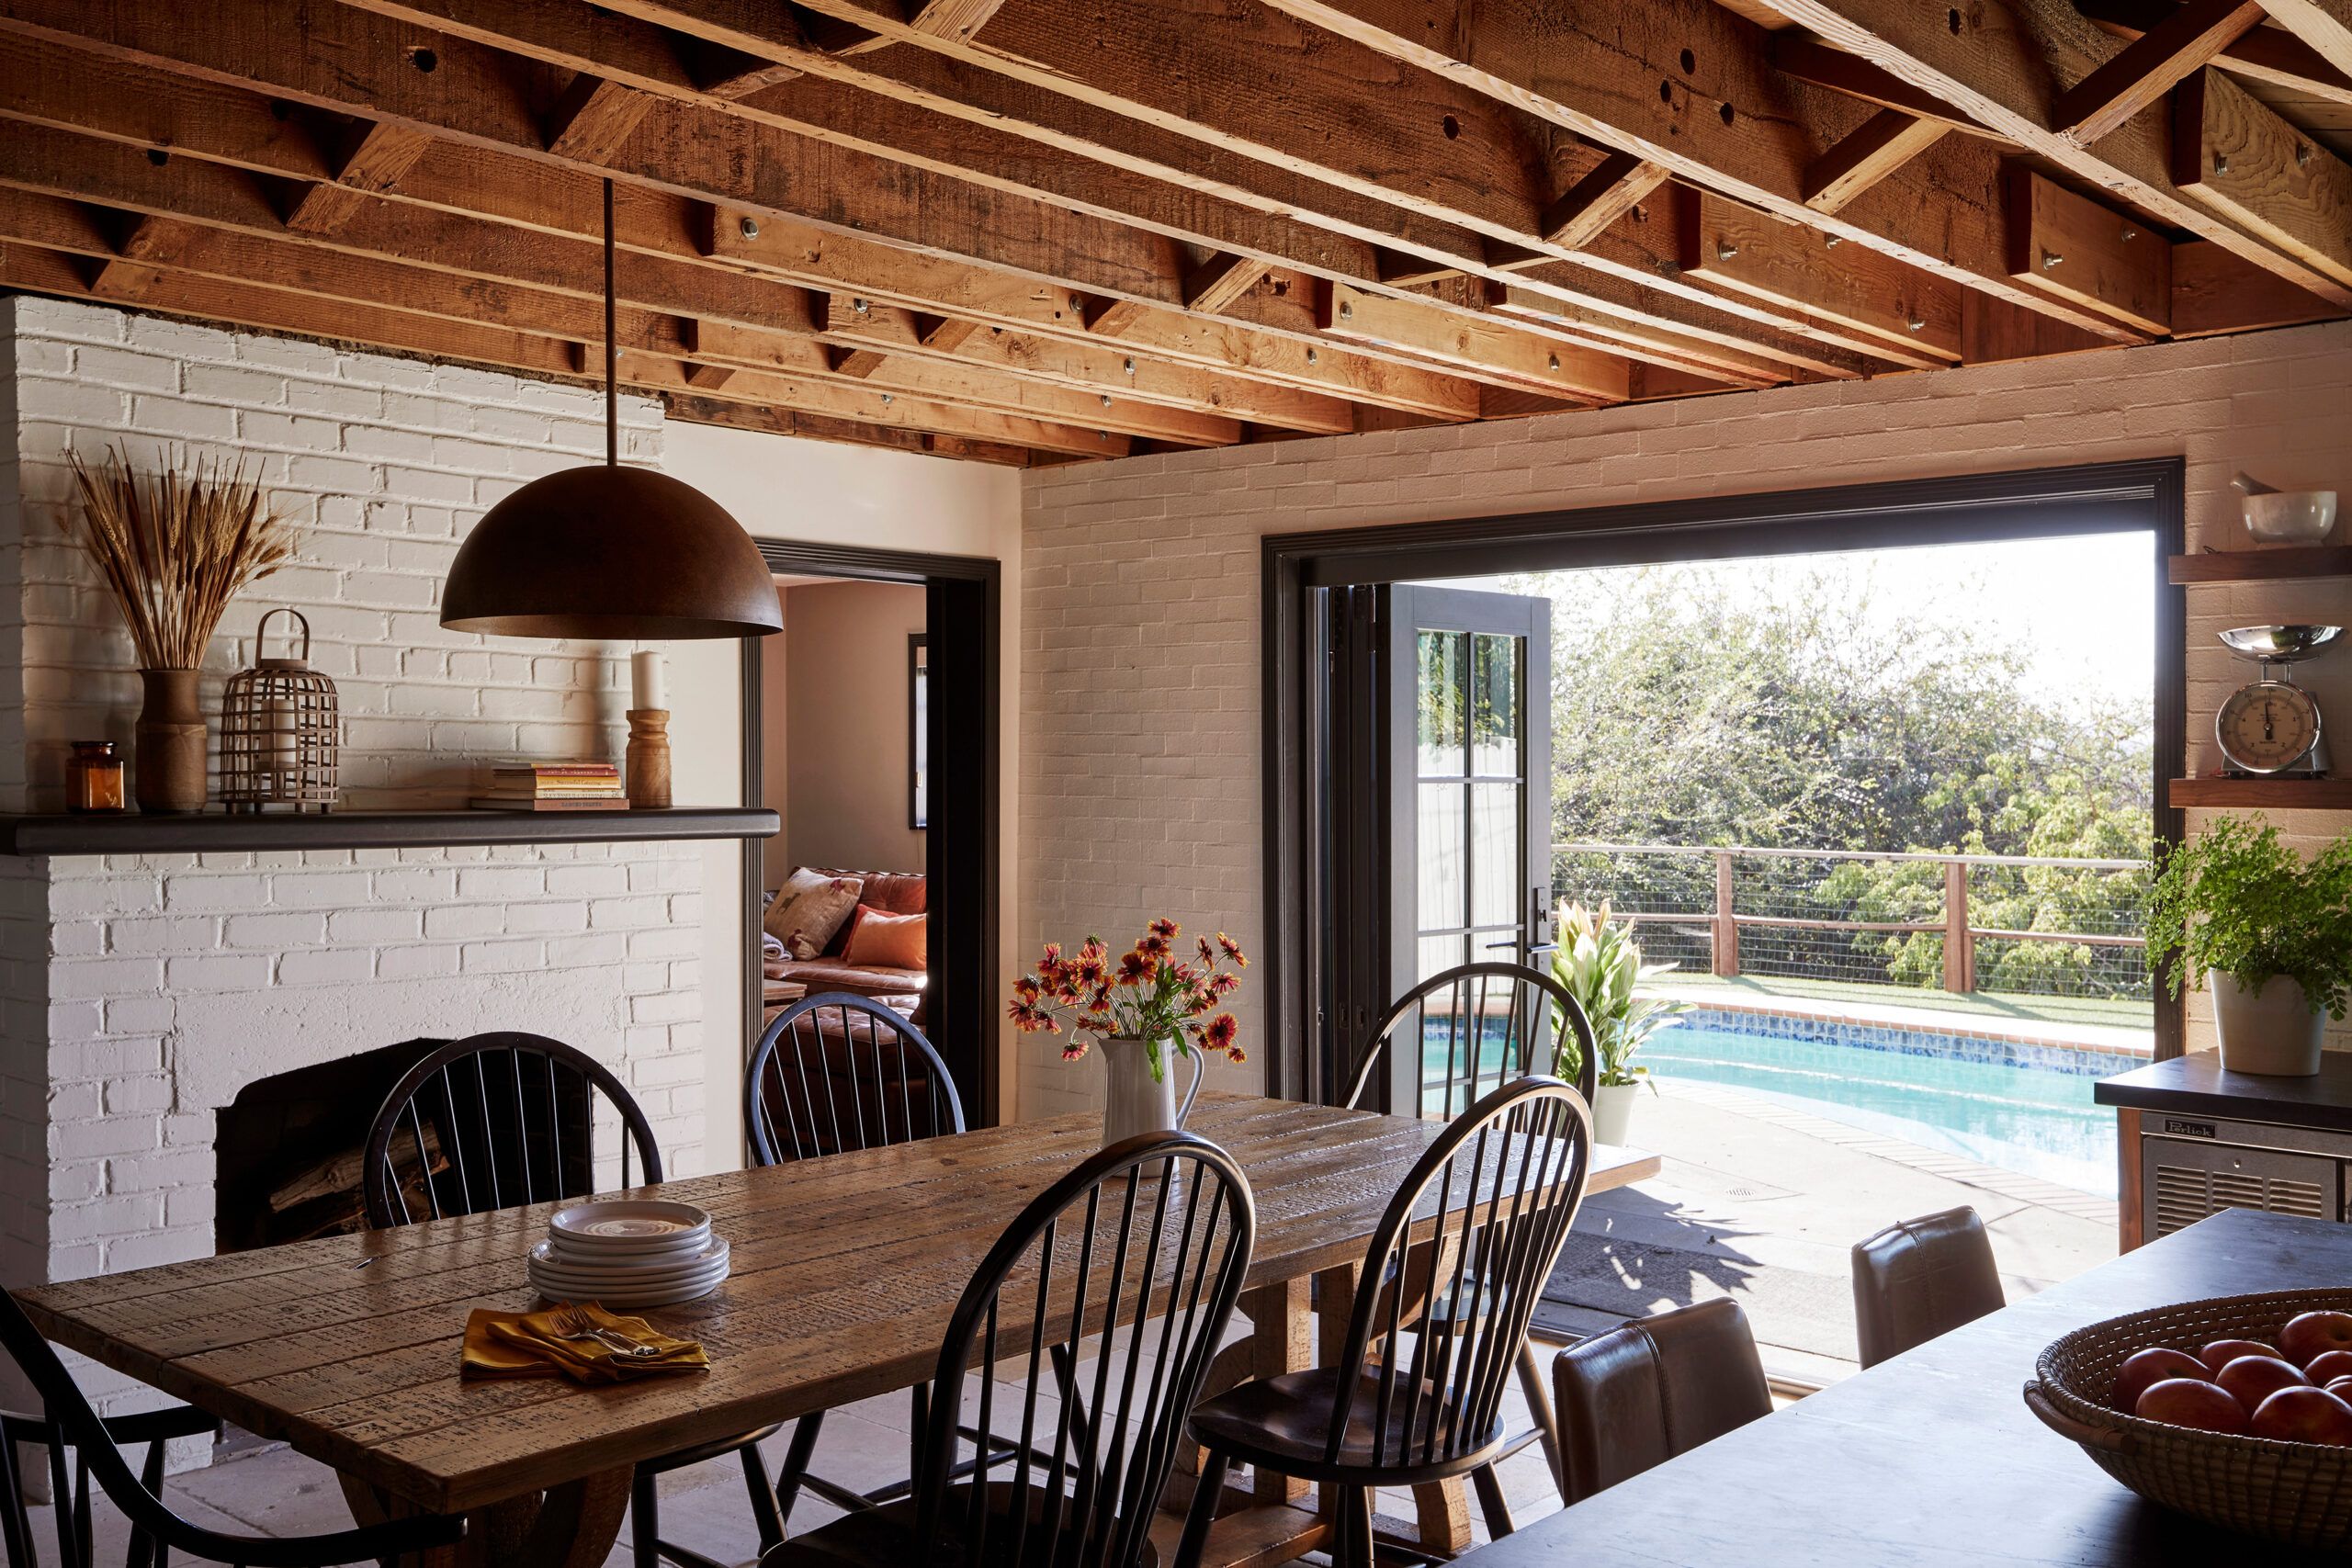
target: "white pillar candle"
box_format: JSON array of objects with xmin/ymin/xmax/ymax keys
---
[{"xmin": 632, "ymin": 649, "xmax": 667, "ymax": 711}]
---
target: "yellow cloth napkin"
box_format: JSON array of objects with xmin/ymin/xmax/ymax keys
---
[{"xmin": 460, "ymin": 1301, "xmax": 708, "ymax": 1383}]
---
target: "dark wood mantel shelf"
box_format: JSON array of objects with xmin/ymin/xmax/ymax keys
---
[{"xmin": 0, "ymin": 807, "xmax": 777, "ymax": 856}]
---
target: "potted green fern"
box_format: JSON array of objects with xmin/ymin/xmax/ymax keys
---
[
  {"xmin": 2147, "ymin": 815, "xmax": 2352, "ymax": 1077},
  {"xmin": 1547, "ymin": 901, "xmax": 1690, "ymax": 1143}
]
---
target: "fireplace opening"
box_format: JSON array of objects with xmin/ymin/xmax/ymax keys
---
[
  {"xmin": 214, "ymin": 1039, "xmax": 450, "ymax": 1253},
  {"xmin": 216, "ymin": 1038, "xmax": 621, "ymax": 1251}
]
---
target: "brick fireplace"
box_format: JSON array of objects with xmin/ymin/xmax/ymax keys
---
[{"xmin": 0, "ymin": 296, "xmax": 729, "ymax": 1425}]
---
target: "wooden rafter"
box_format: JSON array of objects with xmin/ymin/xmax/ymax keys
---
[
  {"xmin": 2258, "ymin": 0, "xmax": 2352, "ymax": 78},
  {"xmin": 1758, "ymin": 0, "xmax": 2352, "ymax": 306},
  {"xmin": 2076, "ymin": 0, "xmax": 2352, "ymax": 103},
  {"xmin": 2048, "ymin": 0, "xmax": 2267, "ymax": 143},
  {"xmin": 2003, "ymin": 169, "xmax": 2172, "ymax": 335},
  {"xmin": 283, "ymin": 120, "xmax": 430, "ymax": 235},
  {"xmin": 1539, "ymin": 153, "xmax": 1675, "ymax": 250},
  {"xmin": 1801, "ymin": 110, "xmax": 1951, "ymax": 214}
]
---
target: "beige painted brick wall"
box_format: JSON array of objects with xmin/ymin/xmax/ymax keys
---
[{"xmin": 1018, "ymin": 320, "xmax": 2352, "ymax": 1118}]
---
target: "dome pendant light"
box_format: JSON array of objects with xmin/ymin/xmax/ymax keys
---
[{"xmin": 439, "ymin": 179, "xmax": 782, "ymax": 639}]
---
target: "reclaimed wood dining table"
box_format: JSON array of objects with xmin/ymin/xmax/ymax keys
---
[
  {"xmin": 1464, "ymin": 1205, "xmax": 2352, "ymax": 1567},
  {"xmin": 17, "ymin": 1092, "xmax": 1658, "ymax": 1568}
]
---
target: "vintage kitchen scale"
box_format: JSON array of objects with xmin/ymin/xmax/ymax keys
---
[{"xmin": 2217, "ymin": 625, "xmax": 2341, "ymax": 776}]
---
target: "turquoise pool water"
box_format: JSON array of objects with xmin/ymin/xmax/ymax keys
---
[{"xmin": 1642, "ymin": 1021, "xmax": 2120, "ymax": 1198}]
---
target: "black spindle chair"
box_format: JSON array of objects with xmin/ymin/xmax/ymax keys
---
[
  {"xmin": 1337, "ymin": 963, "xmax": 1596, "ymax": 1517},
  {"xmin": 745, "ymin": 994, "xmax": 970, "ymax": 1528},
  {"xmin": 1177, "ymin": 1077, "xmax": 1593, "ymax": 1568},
  {"xmin": 760, "ymin": 1131, "xmax": 1256, "ymax": 1568},
  {"xmin": 363, "ymin": 1032, "xmax": 786, "ymax": 1568},
  {"xmin": 0, "ymin": 1289, "xmax": 463, "ymax": 1567},
  {"xmin": 745, "ymin": 992, "xmax": 965, "ymax": 1166}
]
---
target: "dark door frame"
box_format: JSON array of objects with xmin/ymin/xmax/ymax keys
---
[
  {"xmin": 1264, "ymin": 458, "xmax": 2188, "ymax": 1103},
  {"xmin": 744, "ymin": 538, "xmax": 1002, "ymax": 1130}
]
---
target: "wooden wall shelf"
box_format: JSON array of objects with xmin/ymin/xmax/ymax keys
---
[
  {"xmin": 2166, "ymin": 776, "xmax": 2352, "ymax": 809},
  {"xmin": 0, "ymin": 807, "xmax": 777, "ymax": 856},
  {"xmin": 2166, "ymin": 547, "xmax": 2352, "ymax": 584}
]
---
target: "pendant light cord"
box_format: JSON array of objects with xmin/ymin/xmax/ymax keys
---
[{"xmin": 604, "ymin": 177, "xmax": 617, "ymax": 468}]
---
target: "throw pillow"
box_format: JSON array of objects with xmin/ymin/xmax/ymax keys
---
[
  {"xmin": 841, "ymin": 905, "xmax": 927, "ymax": 971},
  {"xmin": 764, "ymin": 868, "xmax": 865, "ymax": 960}
]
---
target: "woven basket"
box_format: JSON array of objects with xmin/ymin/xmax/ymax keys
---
[{"xmin": 2025, "ymin": 1287, "xmax": 2352, "ymax": 1547}]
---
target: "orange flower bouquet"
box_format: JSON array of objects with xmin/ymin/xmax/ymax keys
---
[{"xmin": 1008, "ymin": 919, "xmax": 1247, "ymax": 1084}]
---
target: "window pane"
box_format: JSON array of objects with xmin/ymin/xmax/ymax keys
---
[
  {"xmin": 1418, "ymin": 631, "xmax": 1465, "ymax": 776},
  {"xmin": 1472, "ymin": 782, "xmax": 1520, "ymax": 929},
  {"xmin": 1418, "ymin": 783, "xmax": 1466, "ymax": 931},
  {"xmin": 1419, "ymin": 933, "xmax": 1466, "ymax": 984},
  {"xmin": 1472, "ymin": 633, "xmax": 1520, "ymax": 776}
]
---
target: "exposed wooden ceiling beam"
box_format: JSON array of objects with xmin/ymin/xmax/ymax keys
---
[
  {"xmin": 2075, "ymin": 0, "xmax": 2352, "ymax": 103},
  {"xmin": 1241, "ymin": 0, "xmax": 2140, "ymax": 339},
  {"xmin": 1765, "ymin": 33, "xmax": 1993, "ymax": 130},
  {"xmin": 2049, "ymin": 0, "xmax": 2266, "ymax": 143},
  {"xmin": 340, "ymin": 0, "xmax": 1848, "ymax": 387},
  {"xmin": 1802, "ymin": 109, "xmax": 1951, "ymax": 213},
  {"xmin": 283, "ymin": 120, "xmax": 430, "ymax": 235},
  {"xmin": 2003, "ymin": 168, "xmax": 2171, "ymax": 335},
  {"xmin": 665, "ymin": 391, "xmax": 1051, "ymax": 468},
  {"xmin": 1678, "ymin": 188, "xmax": 1964, "ymax": 363},
  {"xmin": 0, "ymin": 14, "xmax": 1487, "ymax": 423},
  {"xmin": 1317, "ymin": 283, "xmax": 1629, "ymax": 400},
  {"xmin": 1182, "ymin": 254, "xmax": 1272, "ymax": 315},
  {"xmin": 2172, "ymin": 65, "xmax": 2352, "ymax": 289},
  {"xmin": 2259, "ymin": 0, "xmax": 2352, "ymax": 78},
  {"xmin": 2169, "ymin": 237, "xmax": 2344, "ymax": 333},
  {"xmin": 1756, "ymin": 0, "xmax": 2352, "ymax": 306},
  {"xmin": 541, "ymin": 75, "xmax": 659, "ymax": 164}
]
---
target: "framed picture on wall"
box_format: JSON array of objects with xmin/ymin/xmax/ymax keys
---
[{"xmin": 910, "ymin": 633, "xmax": 928, "ymax": 830}]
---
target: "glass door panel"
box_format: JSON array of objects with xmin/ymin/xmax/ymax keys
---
[{"xmin": 1385, "ymin": 585, "xmax": 1552, "ymax": 1117}]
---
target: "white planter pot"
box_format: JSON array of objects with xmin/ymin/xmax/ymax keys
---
[
  {"xmin": 1098, "ymin": 1036, "xmax": 1204, "ymax": 1148},
  {"xmin": 1591, "ymin": 1081, "xmax": 1639, "ymax": 1146},
  {"xmin": 2211, "ymin": 969, "xmax": 2326, "ymax": 1077}
]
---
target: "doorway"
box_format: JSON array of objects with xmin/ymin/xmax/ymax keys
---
[
  {"xmin": 1269, "ymin": 461, "xmax": 2186, "ymax": 1110},
  {"xmin": 743, "ymin": 540, "xmax": 1000, "ymax": 1129}
]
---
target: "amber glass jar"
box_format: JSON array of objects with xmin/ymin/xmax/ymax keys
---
[{"xmin": 67, "ymin": 740, "xmax": 126, "ymax": 814}]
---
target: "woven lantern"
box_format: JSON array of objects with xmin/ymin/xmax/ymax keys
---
[{"xmin": 220, "ymin": 608, "xmax": 338, "ymax": 813}]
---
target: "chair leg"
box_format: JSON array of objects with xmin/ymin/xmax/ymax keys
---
[
  {"xmin": 630, "ymin": 1468, "xmax": 661, "ymax": 1568},
  {"xmin": 1470, "ymin": 1462, "xmax": 1514, "ymax": 1540},
  {"xmin": 1170, "ymin": 1450, "xmax": 1229, "ymax": 1568},
  {"xmin": 1515, "ymin": 1337, "xmax": 1565, "ymax": 1497},
  {"xmin": 772, "ymin": 1413, "xmax": 824, "ymax": 1529},
  {"xmin": 739, "ymin": 1441, "xmax": 786, "ymax": 1551},
  {"xmin": 1341, "ymin": 1484, "xmax": 1376, "ymax": 1568}
]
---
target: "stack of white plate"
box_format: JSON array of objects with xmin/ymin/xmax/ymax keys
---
[{"xmin": 526, "ymin": 1199, "xmax": 729, "ymax": 1310}]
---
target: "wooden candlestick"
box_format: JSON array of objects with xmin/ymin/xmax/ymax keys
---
[{"xmin": 625, "ymin": 708, "xmax": 673, "ymax": 810}]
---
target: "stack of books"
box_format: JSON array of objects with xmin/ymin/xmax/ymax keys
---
[{"xmin": 471, "ymin": 761, "xmax": 625, "ymax": 811}]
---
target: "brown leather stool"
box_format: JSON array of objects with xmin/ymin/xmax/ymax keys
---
[
  {"xmin": 1550, "ymin": 1298, "xmax": 1773, "ymax": 1505},
  {"xmin": 1850, "ymin": 1206, "xmax": 2006, "ymax": 1369}
]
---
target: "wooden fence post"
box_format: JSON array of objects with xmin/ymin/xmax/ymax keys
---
[
  {"xmin": 1943, "ymin": 860, "xmax": 1973, "ymax": 993},
  {"xmin": 1713, "ymin": 852, "xmax": 1739, "ymax": 978}
]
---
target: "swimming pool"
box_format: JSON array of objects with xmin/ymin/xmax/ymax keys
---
[{"xmin": 1641, "ymin": 1012, "xmax": 2127, "ymax": 1197}]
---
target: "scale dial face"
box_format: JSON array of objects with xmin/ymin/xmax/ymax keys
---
[{"xmin": 2217, "ymin": 680, "xmax": 2323, "ymax": 774}]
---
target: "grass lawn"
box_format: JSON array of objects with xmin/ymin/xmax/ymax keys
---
[{"xmin": 1655, "ymin": 972, "xmax": 2154, "ymax": 1032}]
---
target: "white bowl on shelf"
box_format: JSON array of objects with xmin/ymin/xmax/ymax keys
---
[{"xmin": 2244, "ymin": 490, "xmax": 2337, "ymax": 544}]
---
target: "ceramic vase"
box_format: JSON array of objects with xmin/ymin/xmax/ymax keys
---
[
  {"xmin": 1591, "ymin": 1081, "xmax": 1638, "ymax": 1145},
  {"xmin": 2210, "ymin": 969, "xmax": 2325, "ymax": 1077},
  {"xmin": 1099, "ymin": 1036, "xmax": 1204, "ymax": 1149},
  {"xmin": 134, "ymin": 668, "xmax": 208, "ymax": 814}
]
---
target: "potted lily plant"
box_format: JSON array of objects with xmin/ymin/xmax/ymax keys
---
[
  {"xmin": 1010, "ymin": 920, "xmax": 1247, "ymax": 1148},
  {"xmin": 1547, "ymin": 901, "xmax": 1691, "ymax": 1144},
  {"xmin": 2148, "ymin": 814, "xmax": 2352, "ymax": 1077}
]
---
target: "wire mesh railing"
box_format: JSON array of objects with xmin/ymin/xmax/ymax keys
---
[{"xmin": 1552, "ymin": 841, "xmax": 2153, "ymax": 1001}]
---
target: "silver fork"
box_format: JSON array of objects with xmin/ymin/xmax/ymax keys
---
[{"xmin": 551, "ymin": 1305, "xmax": 662, "ymax": 1359}]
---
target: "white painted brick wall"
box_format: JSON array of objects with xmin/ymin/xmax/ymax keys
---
[
  {"xmin": 0, "ymin": 299, "xmax": 707, "ymax": 1422},
  {"xmin": 1017, "ymin": 320, "xmax": 2352, "ymax": 1119}
]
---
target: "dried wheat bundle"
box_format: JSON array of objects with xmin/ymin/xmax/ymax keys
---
[{"xmin": 64, "ymin": 446, "xmax": 300, "ymax": 671}]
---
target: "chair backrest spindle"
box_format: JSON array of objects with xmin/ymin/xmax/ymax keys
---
[
  {"xmin": 744, "ymin": 992, "xmax": 965, "ymax": 1165},
  {"xmin": 1343, "ymin": 962, "xmax": 1597, "ymax": 1122},
  {"xmin": 364, "ymin": 1032, "xmax": 662, "ymax": 1231}
]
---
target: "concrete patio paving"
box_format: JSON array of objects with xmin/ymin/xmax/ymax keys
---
[{"xmin": 21, "ymin": 1074, "xmax": 2120, "ymax": 1564}]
